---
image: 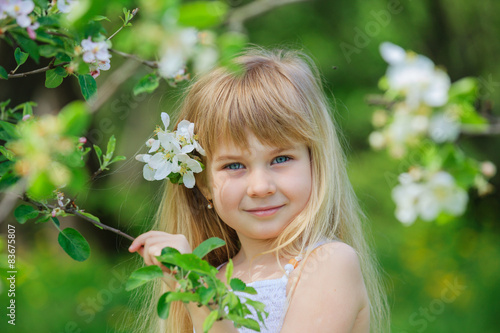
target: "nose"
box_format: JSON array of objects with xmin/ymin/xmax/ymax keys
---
[{"xmin": 246, "ymin": 168, "xmax": 276, "ymax": 197}]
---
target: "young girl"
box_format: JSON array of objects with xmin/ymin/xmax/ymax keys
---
[{"xmin": 128, "ymin": 48, "xmax": 389, "ymax": 333}]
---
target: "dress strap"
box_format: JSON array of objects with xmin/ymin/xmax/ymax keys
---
[{"xmin": 216, "ymin": 262, "xmax": 227, "ymax": 271}]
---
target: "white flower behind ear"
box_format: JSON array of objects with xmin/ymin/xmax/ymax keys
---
[
  {"xmin": 175, "ymin": 154, "xmax": 203, "ymax": 188},
  {"xmin": 135, "ymin": 154, "xmax": 156, "ymax": 181}
]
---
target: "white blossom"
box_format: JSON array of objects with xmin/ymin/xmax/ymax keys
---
[
  {"xmin": 428, "ymin": 112, "xmax": 461, "ymax": 143},
  {"xmin": 158, "ymin": 28, "xmax": 198, "ymax": 78},
  {"xmin": 136, "ymin": 113, "xmax": 205, "ymax": 187},
  {"xmin": 175, "ymin": 153, "xmax": 203, "ymax": 188},
  {"xmin": 3, "ymin": 0, "xmax": 35, "ymax": 28},
  {"xmin": 392, "ymin": 171, "xmax": 468, "ymax": 225},
  {"xmin": 81, "ymin": 37, "xmax": 111, "ymax": 77},
  {"xmin": 380, "ymin": 42, "xmax": 451, "ymax": 109}
]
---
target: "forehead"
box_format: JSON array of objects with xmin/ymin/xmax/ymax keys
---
[{"xmin": 211, "ymin": 131, "xmax": 303, "ymax": 159}]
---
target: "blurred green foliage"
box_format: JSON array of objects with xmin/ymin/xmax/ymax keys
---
[{"xmin": 1, "ymin": 0, "xmax": 499, "ymax": 332}]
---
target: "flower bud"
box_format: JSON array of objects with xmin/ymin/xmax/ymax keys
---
[{"xmin": 481, "ymin": 161, "xmax": 496, "ymax": 178}]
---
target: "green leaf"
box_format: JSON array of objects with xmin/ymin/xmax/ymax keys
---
[
  {"xmin": 105, "ymin": 135, "xmax": 116, "ymax": 163},
  {"xmin": 158, "ymin": 252, "xmax": 216, "ymax": 275},
  {"xmin": 0, "ymin": 146, "xmax": 16, "ymax": 161},
  {"xmin": 78, "ymin": 74, "xmax": 97, "ymax": 100},
  {"xmin": 0, "ymin": 121, "xmax": 20, "ymax": 140},
  {"xmin": 0, "ymin": 160, "xmax": 14, "ymax": 177},
  {"xmin": 157, "ymin": 292, "xmax": 172, "ymax": 319},
  {"xmin": 35, "ymin": 215, "xmax": 50, "ymax": 224},
  {"xmin": 178, "ymin": 1, "xmax": 228, "ymax": 29},
  {"xmin": 197, "ymin": 287, "xmax": 216, "ymax": 305},
  {"xmin": 133, "ymin": 73, "xmax": 160, "ymax": 95},
  {"xmin": 230, "ymin": 278, "xmax": 246, "ymax": 292},
  {"xmin": 0, "ymin": 65, "xmax": 8, "ymax": 80},
  {"xmin": 192, "ymin": 237, "xmax": 226, "ymax": 259},
  {"xmin": 58, "ymin": 101, "xmax": 90, "ymax": 136},
  {"xmin": 125, "ymin": 265, "xmax": 164, "ymax": 291},
  {"xmin": 14, "ymin": 48, "xmax": 29, "ymax": 66},
  {"xmin": 203, "ymin": 310, "xmax": 219, "ymax": 333},
  {"xmin": 243, "ymin": 286, "xmax": 257, "ymax": 295},
  {"xmin": 93, "ymin": 15, "xmax": 111, "ymax": 22},
  {"xmin": 22, "ymin": 101, "xmax": 36, "ymax": 117},
  {"xmin": 0, "ymin": 171, "xmax": 19, "ymax": 191},
  {"xmin": 93, "ymin": 145, "xmax": 103, "ymax": 165},
  {"xmin": 14, "ymin": 205, "xmax": 39, "ymax": 224},
  {"xmin": 244, "ymin": 299, "xmax": 267, "ymax": 313},
  {"xmin": 45, "ymin": 69, "xmax": 64, "ymax": 88},
  {"xmin": 110, "ymin": 155, "xmax": 126, "ymax": 164},
  {"xmin": 78, "ymin": 211, "xmax": 103, "ymax": 229},
  {"xmin": 38, "ymin": 45, "xmax": 59, "ymax": 58},
  {"xmin": 165, "ymin": 291, "xmax": 200, "ymax": 303},
  {"xmin": 51, "ymin": 217, "xmax": 60, "ymax": 227},
  {"xmin": 225, "ymin": 259, "xmax": 233, "ymax": 284},
  {"xmin": 57, "ymin": 228, "xmax": 91, "ymax": 262},
  {"xmin": 11, "ymin": 33, "xmax": 40, "ymax": 63},
  {"xmin": 449, "ymin": 77, "xmax": 479, "ymax": 103},
  {"xmin": 27, "ymin": 171, "xmax": 55, "ymax": 199},
  {"xmin": 227, "ymin": 314, "xmax": 261, "ymax": 332}
]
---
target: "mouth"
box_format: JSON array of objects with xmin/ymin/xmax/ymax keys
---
[{"xmin": 244, "ymin": 205, "xmax": 285, "ymax": 217}]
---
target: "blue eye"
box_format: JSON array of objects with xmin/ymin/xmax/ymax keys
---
[
  {"xmin": 273, "ymin": 156, "xmax": 290, "ymax": 164},
  {"xmin": 225, "ymin": 162, "xmax": 244, "ymax": 170}
]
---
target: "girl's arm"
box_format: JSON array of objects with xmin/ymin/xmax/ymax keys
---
[
  {"xmin": 129, "ymin": 231, "xmax": 239, "ymax": 333},
  {"xmin": 281, "ymin": 242, "xmax": 370, "ymax": 333}
]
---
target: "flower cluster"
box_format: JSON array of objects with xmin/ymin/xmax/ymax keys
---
[
  {"xmin": 0, "ymin": 0, "xmax": 38, "ymax": 31},
  {"xmin": 158, "ymin": 28, "xmax": 218, "ymax": 84},
  {"xmin": 136, "ymin": 112, "xmax": 205, "ymax": 188},
  {"xmin": 369, "ymin": 42, "xmax": 460, "ymax": 158},
  {"xmin": 369, "ymin": 42, "xmax": 496, "ymax": 225},
  {"xmin": 392, "ymin": 169, "xmax": 468, "ymax": 225},
  {"xmin": 80, "ymin": 37, "xmax": 112, "ymax": 78}
]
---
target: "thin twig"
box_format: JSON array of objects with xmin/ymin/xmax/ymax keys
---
[
  {"xmin": 22, "ymin": 194, "xmax": 135, "ymax": 242},
  {"xmin": 226, "ymin": 0, "xmax": 309, "ymax": 32},
  {"xmin": 7, "ymin": 61, "xmax": 69, "ymax": 79},
  {"xmin": 107, "ymin": 8, "xmax": 139, "ymax": 41},
  {"xmin": 109, "ymin": 48, "xmax": 158, "ymax": 69}
]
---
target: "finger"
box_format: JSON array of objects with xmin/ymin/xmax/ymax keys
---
[{"xmin": 129, "ymin": 231, "xmax": 166, "ymax": 252}]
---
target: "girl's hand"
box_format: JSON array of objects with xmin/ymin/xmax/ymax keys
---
[{"xmin": 128, "ymin": 231, "xmax": 192, "ymax": 272}]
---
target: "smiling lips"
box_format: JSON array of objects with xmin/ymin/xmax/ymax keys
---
[{"xmin": 244, "ymin": 205, "xmax": 285, "ymax": 217}]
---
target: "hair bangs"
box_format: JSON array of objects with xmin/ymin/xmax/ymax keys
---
[{"xmin": 189, "ymin": 58, "xmax": 316, "ymax": 157}]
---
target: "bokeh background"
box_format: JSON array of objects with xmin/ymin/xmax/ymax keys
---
[{"xmin": 1, "ymin": 0, "xmax": 499, "ymax": 332}]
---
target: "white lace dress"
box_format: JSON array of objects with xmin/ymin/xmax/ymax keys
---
[{"xmin": 194, "ymin": 240, "xmax": 328, "ymax": 333}]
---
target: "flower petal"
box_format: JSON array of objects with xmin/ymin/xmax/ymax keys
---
[{"xmin": 182, "ymin": 172, "xmax": 195, "ymax": 188}]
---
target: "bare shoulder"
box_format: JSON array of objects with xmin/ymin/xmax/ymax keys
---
[
  {"xmin": 283, "ymin": 241, "xmax": 370, "ymax": 333},
  {"xmin": 309, "ymin": 241, "xmax": 362, "ymax": 272}
]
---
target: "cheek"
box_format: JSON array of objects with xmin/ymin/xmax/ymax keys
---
[
  {"xmin": 210, "ymin": 173, "xmax": 242, "ymax": 213},
  {"xmin": 291, "ymin": 163, "xmax": 313, "ymax": 206}
]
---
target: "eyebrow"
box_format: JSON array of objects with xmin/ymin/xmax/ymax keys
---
[{"xmin": 214, "ymin": 147, "xmax": 292, "ymax": 162}]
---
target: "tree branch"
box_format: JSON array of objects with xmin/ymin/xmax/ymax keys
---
[
  {"xmin": 226, "ymin": 0, "xmax": 310, "ymax": 32},
  {"xmin": 7, "ymin": 61, "xmax": 69, "ymax": 79},
  {"xmin": 22, "ymin": 194, "xmax": 135, "ymax": 242},
  {"xmin": 109, "ymin": 48, "xmax": 158, "ymax": 69}
]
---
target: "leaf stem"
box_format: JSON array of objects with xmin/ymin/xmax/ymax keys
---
[{"xmin": 107, "ymin": 8, "xmax": 139, "ymax": 41}]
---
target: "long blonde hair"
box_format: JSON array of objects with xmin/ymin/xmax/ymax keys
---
[{"xmin": 129, "ymin": 48, "xmax": 390, "ymax": 333}]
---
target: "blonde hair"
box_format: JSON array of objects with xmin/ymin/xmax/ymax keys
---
[{"xmin": 130, "ymin": 48, "xmax": 390, "ymax": 333}]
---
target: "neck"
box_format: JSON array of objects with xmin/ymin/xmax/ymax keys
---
[{"xmin": 233, "ymin": 234, "xmax": 280, "ymax": 267}]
